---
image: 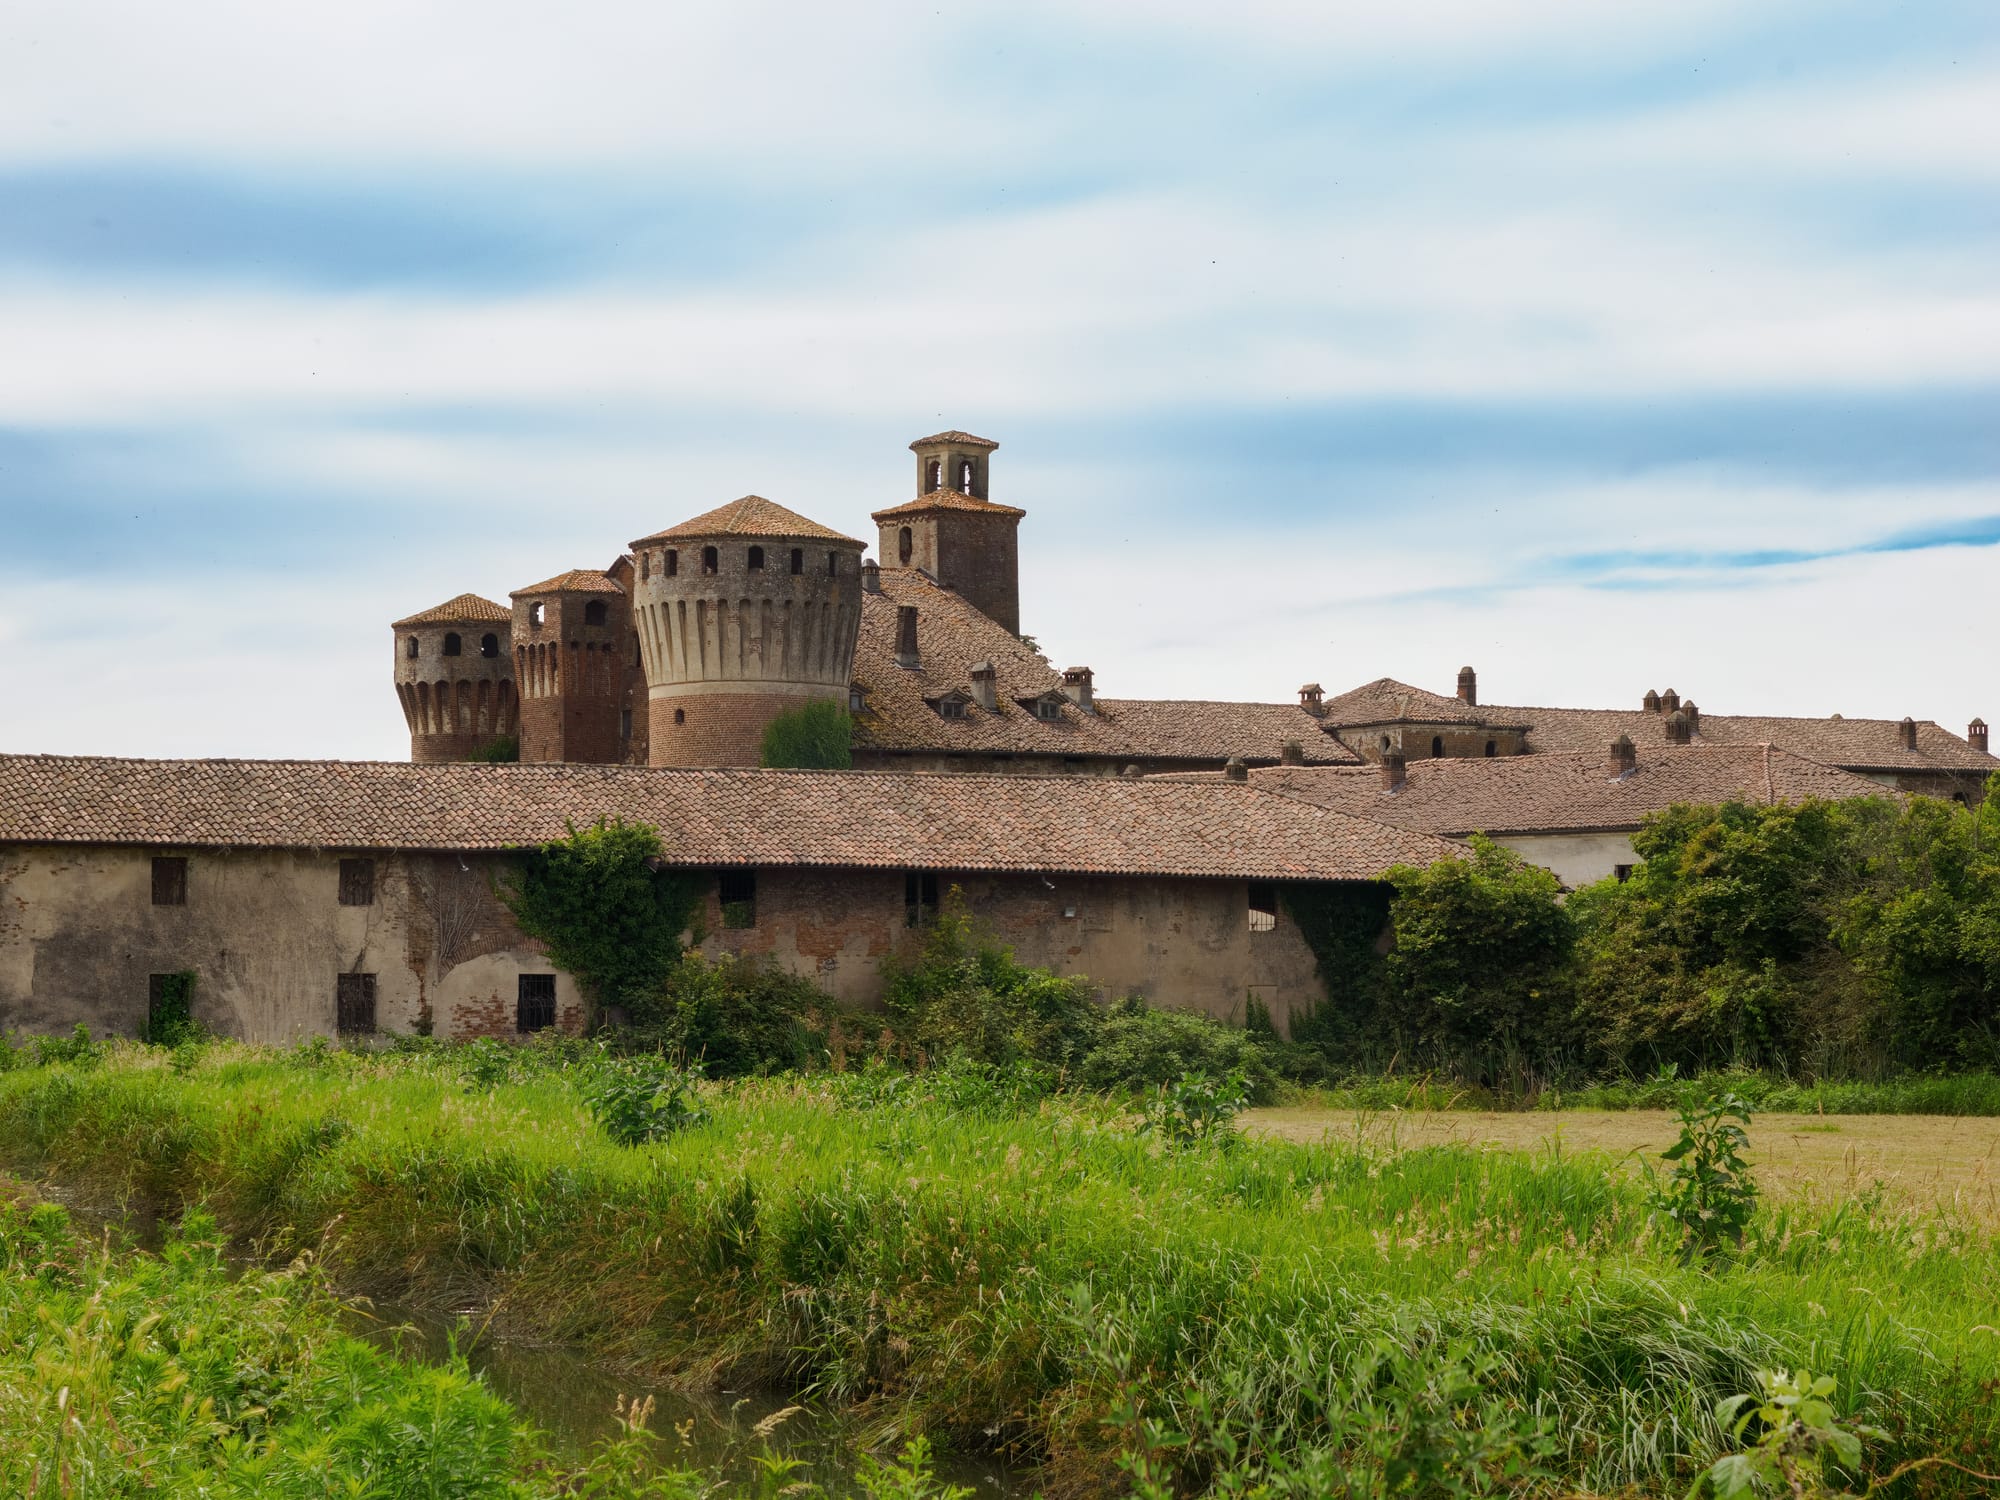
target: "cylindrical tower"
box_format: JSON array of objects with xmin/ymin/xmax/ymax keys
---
[
  {"xmin": 509, "ymin": 569, "xmax": 633, "ymax": 764},
  {"xmin": 390, "ymin": 594, "xmax": 516, "ymax": 762},
  {"xmin": 629, "ymin": 496, "xmax": 866, "ymax": 767}
]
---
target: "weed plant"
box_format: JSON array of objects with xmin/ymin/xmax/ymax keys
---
[{"xmin": 2, "ymin": 1044, "xmax": 1996, "ymax": 1495}]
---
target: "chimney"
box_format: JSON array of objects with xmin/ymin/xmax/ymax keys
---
[
  {"xmin": 1972, "ymin": 718, "xmax": 1989, "ymax": 754},
  {"xmin": 1660, "ymin": 688, "xmax": 1681, "ymax": 715},
  {"xmin": 1223, "ymin": 757, "xmax": 1249, "ymax": 782},
  {"xmin": 894, "ymin": 605, "xmax": 920, "ymax": 669},
  {"xmin": 1665, "ymin": 709, "xmax": 1691, "ymax": 746},
  {"xmin": 1607, "ymin": 734, "xmax": 1637, "ymax": 778},
  {"xmin": 1279, "ymin": 739, "xmax": 1305, "ymax": 766},
  {"xmin": 969, "ymin": 660, "xmax": 997, "ymax": 712},
  {"xmin": 1682, "ymin": 700, "xmax": 1700, "ymax": 736},
  {"xmin": 1299, "ymin": 683, "xmax": 1324, "ymax": 717},
  {"xmin": 1643, "ymin": 689, "xmax": 1661, "ymax": 712},
  {"xmin": 1898, "ymin": 716, "xmax": 1918, "ymax": 751},
  {"xmin": 1061, "ymin": 666, "xmax": 1096, "ymax": 714},
  {"xmin": 1380, "ymin": 748, "xmax": 1407, "ymax": 792},
  {"xmin": 1456, "ymin": 665, "xmax": 1477, "ymax": 706},
  {"xmin": 861, "ymin": 559, "xmax": 881, "ymax": 594}
]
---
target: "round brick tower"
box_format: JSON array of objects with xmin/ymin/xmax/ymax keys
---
[
  {"xmin": 629, "ymin": 496, "xmax": 866, "ymax": 766},
  {"xmin": 390, "ymin": 594, "xmax": 516, "ymax": 762}
]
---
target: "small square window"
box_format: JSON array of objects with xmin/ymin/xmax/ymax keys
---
[
  {"xmin": 938, "ymin": 696, "xmax": 966, "ymax": 720},
  {"xmin": 1035, "ymin": 697, "xmax": 1064, "ymax": 721},
  {"xmin": 1614, "ymin": 864, "xmax": 1635, "ymax": 883},
  {"xmin": 338, "ymin": 858, "xmax": 375, "ymax": 907},
  {"xmin": 1247, "ymin": 883, "xmax": 1278, "ymax": 933},
  {"xmin": 517, "ymin": 974, "xmax": 556, "ymax": 1033},
  {"xmin": 905, "ymin": 871, "xmax": 940, "ymax": 928},
  {"xmin": 151, "ymin": 857, "xmax": 187, "ymax": 907},
  {"xmin": 336, "ymin": 972, "xmax": 377, "ymax": 1035},
  {"xmin": 719, "ymin": 871, "xmax": 757, "ymax": 928}
]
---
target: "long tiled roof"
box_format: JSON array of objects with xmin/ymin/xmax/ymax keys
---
[
  {"xmin": 1237, "ymin": 746, "xmax": 1900, "ymax": 837},
  {"xmin": 0, "ymin": 756, "xmax": 1459, "ymax": 879},
  {"xmin": 633, "ymin": 496, "xmax": 862, "ymax": 546},
  {"xmin": 391, "ymin": 593, "xmax": 512, "ymax": 628},
  {"xmin": 1318, "ymin": 678, "xmax": 1495, "ymax": 728},
  {"xmin": 850, "ymin": 572, "xmax": 1353, "ymax": 765},
  {"xmin": 510, "ymin": 569, "xmax": 624, "ymax": 597},
  {"xmin": 871, "ymin": 489, "xmax": 1028, "ymax": 521},
  {"xmin": 1482, "ymin": 703, "xmax": 1996, "ymax": 773},
  {"xmin": 909, "ymin": 430, "xmax": 998, "ymax": 450}
]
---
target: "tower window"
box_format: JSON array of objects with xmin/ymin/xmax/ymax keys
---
[
  {"xmin": 528, "ymin": 602, "xmax": 545, "ymax": 629},
  {"xmin": 1431, "ymin": 736, "xmax": 1444, "ymax": 758},
  {"xmin": 905, "ymin": 871, "xmax": 940, "ymax": 927},
  {"xmin": 338, "ymin": 858, "xmax": 375, "ymax": 907},
  {"xmin": 674, "ymin": 708, "xmax": 686, "ymax": 725},
  {"xmin": 827, "ymin": 551, "xmax": 838, "ymax": 575},
  {"xmin": 443, "ymin": 632, "xmax": 462, "ymax": 657},
  {"xmin": 620, "ymin": 708, "xmax": 632, "ymax": 740},
  {"xmin": 480, "ymin": 633, "xmax": 499, "ymax": 659},
  {"xmin": 1484, "ymin": 740, "xmax": 1496, "ymax": 757},
  {"xmin": 640, "ymin": 552, "xmax": 650, "ymax": 581},
  {"xmin": 1248, "ymin": 883, "xmax": 1278, "ymax": 933},
  {"xmin": 718, "ymin": 871, "xmax": 757, "ymax": 929},
  {"xmin": 151, "ymin": 856, "xmax": 188, "ymax": 907},
  {"xmin": 747, "ymin": 545, "xmax": 765, "ymax": 571},
  {"xmin": 926, "ymin": 459, "xmax": 941, "ymax": 490},
  {"xmin": 584, "ymin": 600, "xmax": 608, "ymax": 627},
  {"xmin": 517, "ymin": 974, "xmax": 556, "ymax": 1033},
  {"xmin": 790, "ymin": 547, "xmax": 803, "ymax": 575},
  {"xmin": 336, "ymin": 973, "xmax": 377, "ymax": 1035},
  {"xmin": 702, "ymin": 546, "xmax": 718, "ymax": 574},
  {"xmin": 665, "ymin": 549, "xmax": 679, "ymax": 577},
  {"xmin": 959, "ymin": 459, "xmax": 973, "ymax": 493},
  {"xmin": 897, "ymin": 527, "xmax": 913, "ymax": 564},
  {"xmin": 405, "ymin": 636, "xmax": 420, "ymax": 659}
]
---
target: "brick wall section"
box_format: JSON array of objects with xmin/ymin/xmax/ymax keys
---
[
  {"xmin": 392, "ymin": 622, "xmax": 516, "ymax": 762},
  {"xmin": 649, "ymin": 688, "xmax": 832, "ymax": 768},
  {"xmin": 511, "ymin": 586, "xmax": 630, "ymax": 764}
]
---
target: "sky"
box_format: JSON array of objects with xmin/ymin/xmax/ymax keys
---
[{"xmin": 1, "ymin": 0, "xmax": 1995, "ymax": 759}]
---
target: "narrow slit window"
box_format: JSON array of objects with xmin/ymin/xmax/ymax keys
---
[
  {"xmin": 338, "ymin": 857, "xmax": 375, "ymax": 906},
  {"xmin": 702, "ymin": 546, "xmax": 718, "ymax": 574},
  {"xmin": 827, "ymin": 550, "xmax": 838, "ymax": 575},
  {"xmin": 1484, "ymin": 740, "xmax": 1497, "ymax": 757},
  {"xmin": 517, "ymin": 974, "xmax": 556, "ymax": 1033},
  {"xmin": 405, "ymin": 636, "xmax": 420, "ymax": 659},
  {"xmin": 665, "ymin": 549, "xmax": 679, "ymax": 577},
  {"xmin": 1247, "ymin": 883, "xmax": 1278, "ymax": 933},
  {"xmin": 897, "ymin": 527, "xmax": 913, "ymax": 564},
  {"xmin": 640, "ymin": 551, "xmax": 650, "ymax": 581},
  {"xmin": 620, "ymin": 707, "xmax": 632, "ymax": 740},
  {"xmin": 151, "ymin": 856, "xmax": 187, "ymax": 907},
  {"xmin": 335, "ymin": 972, "xmax": 377, "ymax": 1035},
  {"xmin": 674, "ymin": 708, "xmax": 686, "ymax": 725},
  {"xmin": 905, "ymin": 871, "xmax": 940, "ymax": 928},
  {"xmin": 1431, "ymin": 736, "xmax": 1444, "ymax": 758},
  {"xmin": 718, "ymin": 871, "xmax": 757, "ymax": 928},
  {"xmin": 790, "ymin": 547, "xmax": 803, "ymax": 575}
]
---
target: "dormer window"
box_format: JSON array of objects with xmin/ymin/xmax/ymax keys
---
[
  {"xmin": 849, "ymin": 685, "xmax": 866, "ymax": 713},
  {"xmin": 1035, "ymin": 696, "xmax": 1064, "ymax": 722},
  {"xmin": 936, "ymin": 694, "xmax": 968, "ymax": 721}
]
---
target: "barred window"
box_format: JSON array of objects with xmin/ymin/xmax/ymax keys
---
[
  {"xmin": 905, "ymin": 871, "xmax": 940, "ymax": 928},
  {"xmin": 1247, "ymin": 883, "xmax": 1278, "ymax": 933},
  {"xmin": 719, "ymin": 871, "xmax": 757, "ymax": 929},
  {"xmin": 517, "ymin": 974, "xmax": 556, "ymax": 1033},
  {"xmin": 338, "ymin": 858, "xmax": 375, "ymax": 907},
  {"xmin": 151, "ymin": 857, "xmax": 187, "ymax": 907},
  {"xmin": 336, "ymin": 973, "xmax": 377, "ymax": 1035}
]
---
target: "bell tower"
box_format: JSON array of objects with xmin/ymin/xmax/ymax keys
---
[{"xmin": 872, "ymin": 429, "xmax": 1025, "ymax": 635}]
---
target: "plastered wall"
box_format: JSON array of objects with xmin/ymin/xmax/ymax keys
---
[{"xmin": 1492, "ymin": 831, "xmax": 1638, "ymax": 890}]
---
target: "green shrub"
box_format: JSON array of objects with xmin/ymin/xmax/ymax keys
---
[
  {"xmin": 1074, "ymin": 1001, "xmax": 1279, "ymax": 1103},
  {"xmin": 33, "ymin": 1024, "xmax": 100, "ymax": 1070},
  {"xmin": 625, "ymin": 951, "xmax": 829, "ymax": 1076},
  {"xmin": 466, "ymin": 732, "xmax": 519, "ymax": 763},
  {"xmin": 881, "ymin": 889, "xmax": 1101, "ymax": 1068},
  {"xmin": 1135, "ymin": 1068, "xmax": 1251, "ymax": 1149},
  {"xmin": 1644, "ymin": 1093, "xmax": 1759, "ymax": 1266},
  {"xmin": 581, "ymin": 1054, "xmax": 711, "ymax": 1145},
  {"xmin": 760, "ymin": 698, "xmax": 853, "ymax": 770},
  {"xmin": 143, "ymin": 969, "xmax": 201, "ymax": 1046},
  {"xmin": 497, "ymin": 817, "xmax": 704, "ymax": 1026}
]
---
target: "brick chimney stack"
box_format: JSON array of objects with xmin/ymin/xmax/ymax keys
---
[
  {"xmin": 1660, "ymin": 688, "xmax": 1681, "ymax": 715},
  {"xmin": 1299, "ymin": 683, "xmax": 1325, "ymax": 717},
  {"xmin": 895, "ymin": 606, "xmax": 920, "ymax": 669},
  {"xmin": 1682, "ymin": 700, "xmax": 1700, "ymax": 736},
  {"xmin": 1061, "ymin": 666, "xmax": 1096, "ymax": 714},
  {"xmin": 861, "ymin": 559, "xmax": 881, "ymax": 594},
  {"xmin": 1972, "ymin": 718, "xmax": 1990, "ymax": 754},
  {"xmin": 969, "ymin": 660, "xmax": 997, "ymax": 712},
  {"xmin": 1899, "ymin": 716, "xmax": 1918, "ymax": 751},
  {"xmin": 1643, "ymin": 689, "xmax": 1661, "ymax": 712},
  {"xmin": 1456, "ymin": 665, "xmax": 1477, "ymax": 706},
  {"xmin": 1380, "ymin": 748, "xmax": 1407, "ymax": 792},
  {"xmin": 1665, "ymin": 710, "xmax": 1692, "ymax": 746},
  {"xmin": 1279, "ymin": 739, "xmax": 1305, "ymax": 766},
  {"xmin": 1223, "ymin": 757, "xmax": 1249, "ymax": 782},
  {"xmin": 1607, "ymin": 734, "xmax": 1637, "ymax": 778}
]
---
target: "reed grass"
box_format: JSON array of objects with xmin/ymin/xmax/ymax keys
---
[
  {"xmin": 1293, "ymin": 1069, "xmax": 2000, "ymax": 1116},
  {"xmin": 3, "ymin": 1043, "xmax": 1996, "ymax": 1497}
]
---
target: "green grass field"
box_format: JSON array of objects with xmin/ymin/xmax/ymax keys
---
[{"xmin": 3, "ymin": 1043, "xmax": 1997, "ymax": 1497}]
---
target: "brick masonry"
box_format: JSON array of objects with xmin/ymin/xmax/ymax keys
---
[{"xmin": 648, "ymin": 687, "xmax": 837, "ymax": 768}]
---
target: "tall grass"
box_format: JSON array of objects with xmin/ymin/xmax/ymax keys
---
[
  {"xmin": 3, "ymin": 1044, "xmax": 1996, "ymax": 1496},
  {"xmin": 1295, "ymin": 1069, "xmax": 2000, "ymax": 1116}
]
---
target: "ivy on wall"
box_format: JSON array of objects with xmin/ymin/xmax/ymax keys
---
[{"xmin": 1280, "ymin": 881, "xmax": 1392, "ymax": 1060}]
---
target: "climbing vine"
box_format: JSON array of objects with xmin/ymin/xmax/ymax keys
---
[{"xmin": 1280, "ymin": 881, "xmax": 1392, "ymax": 1060}]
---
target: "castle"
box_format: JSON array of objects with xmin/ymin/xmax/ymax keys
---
[{"xmin": 395, "ymin": 427, "xmax": 1994, "ymax": 804}]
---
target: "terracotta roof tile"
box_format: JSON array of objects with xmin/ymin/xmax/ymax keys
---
[
  {"xmin": 851, "ymin": 573, "xmax": 1354, "ymax": 765},
  {"xmin": 1318, "ymin": 678, "xmax": 1495, "ymax": 728},
  {"xmin": 391, "ymin": 593, "xmax": 512, "ymax": 628},
  {"xmin": 633, "ymin": 496, "xmax": 862, "ymax": 547},
  {"xmin": 909, "ymin": 431, "xmax": 998, "ymax": 451},
  {"xmin": 1237, "ymin": 745, "xmax": 1900, "ymax": 837},
  {"xmin": 0, "ymin": 756, "xmax": 1459, "ymax": 880},
  {"xmin": 510, "ymin": 569, "xmax": 624, "ymax": 597},
  {"xmin": 871, "ymin": 489, "xmax": 1028, "ymax": 521},
  {"xmin": 1482, "ymin": 703, "xmax": 1998, "ymax": 773}
]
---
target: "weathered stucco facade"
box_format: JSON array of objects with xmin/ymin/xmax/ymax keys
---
[{"xmin": 0, "ymin": 845, "xmax": 584, "ymax": 1043}]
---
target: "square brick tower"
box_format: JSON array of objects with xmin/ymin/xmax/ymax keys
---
[
  {"xmin": 509, "ymin": 569, "xmax": 635, "ymax": 764},
  {"xmin": 872, "ymin": 431, "xmax": 1025, "ymax": 635}
]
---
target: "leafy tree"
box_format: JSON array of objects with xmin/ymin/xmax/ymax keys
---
[
  {"xmin": 467, "ymin": 734, "xmax": 519, "ymax": 763},
  {"xmin": 496, "ymin": 819, "xmax": 703, "ymax": 1027},
  {"xmin": 760, "ymin": 699, "xmax": 853, "ymax": 770}
]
